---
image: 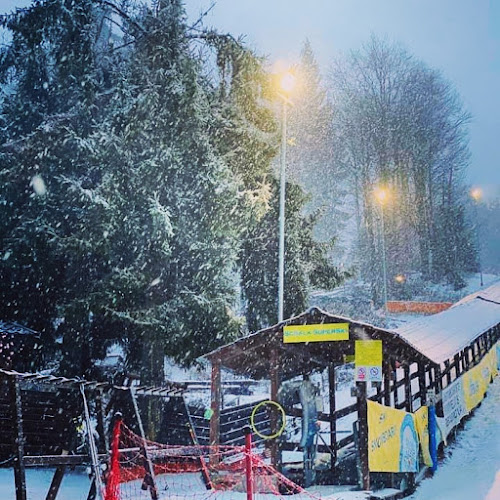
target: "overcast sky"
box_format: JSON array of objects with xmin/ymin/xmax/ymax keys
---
[{"xmin": 2, "ymin": 0, "xmax": 499, "ymax": 193}]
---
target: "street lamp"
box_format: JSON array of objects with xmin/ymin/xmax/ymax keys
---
[
  {"xmin": 277, "ymin": 71, "xmax": 295, "ymax": 322},
  {"xmin": 470, "ymin": 187, "xmax": 484, "ymax": 287},
  {"xmin": 374, "ymin": 186, "xmax": 390, "ymax": 312}
]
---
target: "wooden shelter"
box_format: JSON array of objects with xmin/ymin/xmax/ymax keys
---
[{"xmin": 205, "ymin": 283, "xmax": 500, "ymax": 491}]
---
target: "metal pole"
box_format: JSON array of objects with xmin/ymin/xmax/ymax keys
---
[
  {"xmin": 380, "ymin": 204, "xmax": 389, "ymax": 312},
  {"xmin": 278, "ymin": 98, "xmax": 287, "ymax": 323},
  {"xmin": 130, "ymin": 387, "xmax": 159, "ymax": 500},
  {"xmin": 474, "ymin": 201, "xmax": 484, "ymax": 287},
  {"xmin": 243, "ymin": 426, "xmax": 254, "ymax": 500},
  {"xmin": 80, "ymin": 384, "xmax": 104, "ymax": 500}
]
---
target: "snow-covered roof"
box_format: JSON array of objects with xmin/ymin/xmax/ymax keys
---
[
  {"xmin": 395, "ymin": 282, "xmax": 500, "ymax": 364},
  {"xmin": 205, "ymin": 306, "xmax": 434, "ymax": 379}
]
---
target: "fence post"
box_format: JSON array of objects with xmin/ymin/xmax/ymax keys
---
[
  {"xmin": 243, "ymin": 426, "xmax": 254, "ymax": 500},
  {"xmin": 427, "ymin": 389, "xmax": 438, "ymax": 473}
]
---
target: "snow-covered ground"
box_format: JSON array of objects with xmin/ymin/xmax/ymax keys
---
[{"xmin": 408, "ymin": 375, "xmax": 500, "ymax": 500}]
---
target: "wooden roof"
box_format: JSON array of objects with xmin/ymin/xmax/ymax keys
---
[{"xmin": 205, "ymin": 307, "xmax": 434, "ymax": 380}]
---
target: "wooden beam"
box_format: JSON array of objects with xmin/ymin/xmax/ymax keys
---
[
  {"xmin": 209, "ymin": 357, "xmax": 221, "ymax": 448},
  {"xmin": 418, "ymin": 363, "xmax": 427, "ymax": 406},
  {"xmin": 10, "ymin": 376, "xmax": 27, "ymax": 500},
  {"xmin": 356, "ymin": 382, "xmax": 370, "ymax": 491},
  {"xmin": 328, "ymin": 362, "xmax": 337, "ymax": 472},
  {"xmin": 383, "ymin": 360, "xmax": 391, "ymax": 406},
  {"xmin": 45, "ymin": 451, "xmax": 68, "ymax": 500},
  {"xmin": 404, "ymin": 365, "xmax": 412, "ymax": 412},
  {"xmin": 269, "ymin": 348, "xmax": 281, "ymax": 471}
]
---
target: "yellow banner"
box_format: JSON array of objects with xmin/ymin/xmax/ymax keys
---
[
  {"xmin": 368, "ymin": 401, "xmax": 419, "ymax": 473},
  {"xmin": 283, "ymin": 323, "xmax": 349, "ymax": 343},
  {"xmin": 414, "ymin": 406, "xmax": 433, "ymax": 467},
  {"xmin": 462, "ymin": 348, "xmax": 495, "ymax": 412}
]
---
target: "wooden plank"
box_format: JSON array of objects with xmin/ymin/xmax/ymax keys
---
[
  {"xmin": 328, "ymin": 362, "xmax": 337, "ymax": 471},
  {"xmin": 23, "ymin": 454, "xmax": 106, "ymax": 467},
  {"xmin": 45, "ymin": 451, "xmax": 69, "ymax": 500},
  {"xmin": 10, "ymin": 376, "xmax": 27, "ymax": 500},
  {"xmin": 209, "ymin": 358, "xmax": 221, "ymax": 449},
  {"xmin": 356, "ymin": 382, "xmax": 369, "ymax": 491}
]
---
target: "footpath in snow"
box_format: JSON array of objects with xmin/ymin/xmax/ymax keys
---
[{"xmin": 408, "ymin": 375, "xmax": 500, "ymax": 500}]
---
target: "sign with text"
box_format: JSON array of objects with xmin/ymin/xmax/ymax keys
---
[
  {"xmin": 283, "ymin": 323, "xmax": 349, "ymax": 343},
  {"xmin": 355, "ymin": 340, "xmax": 383, "ymax": 382},
  {"xmin": 367, "ymin": 400, "xmax": 419, "ymax": 473}
]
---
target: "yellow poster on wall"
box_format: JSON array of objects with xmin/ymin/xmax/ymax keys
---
[
  {"xmin": 462, "ymin": 351, "xmax": 492, "ymax": 412},
  {"xmin": 414, "ymin": 406, "xmax": 433, "ymax": 467},
  {"xmin": 367, "ymin": 400, "xmax": 419, "ymax": 473}
]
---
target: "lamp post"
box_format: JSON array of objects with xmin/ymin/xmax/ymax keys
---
[
  {"xmin": 470, "ymin": 187, "xmax": 484, "ymax": 287},
  {"xmin": 277, "ymin": 71, "xmax": 295, "ymax": 323},
  {"xmin": 374, "ymin": 187, "xmax": 389, "ymax": 313}
]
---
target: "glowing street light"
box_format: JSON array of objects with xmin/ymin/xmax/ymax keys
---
[
  {"xmin": 470, "ymin": 187, "xmax": 484, "ymax": 287},
  {"xmin": 277, "ymin": 70, "xmax": 296, "ymax": 322},
  {"xmin": 374, "ymin": 186, "xmax": 390, "ymax": 312}
]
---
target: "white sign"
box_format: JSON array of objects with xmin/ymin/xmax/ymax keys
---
[{"xmin": 442, "ymin": 377, "xmax": 467, "ymax": 436}]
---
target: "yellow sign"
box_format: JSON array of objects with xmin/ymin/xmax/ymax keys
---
[
  {"xmin": 368, "ymin": 400, "xmax": 419, "ymax": 473},
  {"xmin": 355, "ymin": 340, "xmax": 383, "ymax": 382},
  {"xmin": 283, "ymin": 323, "xmax": 349, "ymax": 343},
  {"xmin": 355, "ymin": 340, "xmax": 382, "ymax": 365}
]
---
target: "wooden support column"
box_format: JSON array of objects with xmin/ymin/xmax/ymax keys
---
[
  {"xmin": 454, "ymin": 354, "xmax": 461, "ymax": 378},
  {"xmin": 444, "ymin": 360, "xmax": 452, "ymax": 386},
  {"xmin": 383, "ymin": 360, "xmax": 392, "ymax": 406},
  {"xmin": 328, "ymin": 362, "xmax": 337, "ymax": 472},
  {"xmin": 418, "ymin": 363, "xmax": 427, "ymax": 406},
  {"xmin": 269, "ymin": 348, "xmax": 281, "ymax": 471},
  {"xmin": 393, "ymin": 367, "xmax": 399, "ymax": 408},
  {"xmin": 209, "ymin": 357, "xmax": 221, "ymax": 448},
  {"xmin": 403, "ymin": 365, "xmax": 412, "ymax": 412},
  {"xmin": 10, "ymin": 376, "xmax": 27, "ymax": 500},
  {"xmin": 356, "ymin": 382, "xmax": 370, "ymax": 491}
]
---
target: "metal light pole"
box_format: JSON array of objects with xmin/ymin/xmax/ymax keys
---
[
  {"xmin": 277, "ymin": 71, "xmax": 295, "ymax": 323},
  {"xmin": 278, "ymin": 98, "xmax": 287, "ymax": 323},
  {"xmin": 374, "ymin": 187, "xmax": 389, "ymax": 313},
  {"xmin": 379, "ymin": 204, "xmax": 388, "ymax": 312},
  {"xmin": 471, "ymin": 187, "xmax": 484, "ymax": 287}
]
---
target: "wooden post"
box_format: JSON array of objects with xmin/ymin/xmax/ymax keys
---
[
  {"xmin": 209, "ymin": 357, "xmax": 221, "ymax": 449},
  {"xmin": 10, "ymin": 376, "xmax": 27, "ymax": 500},
  {"xmin": 454, "ymin": 354, "xmax": 461, "ymax": 378},
  {"xmin": 383, "ymin": 359, "xmax": 391, "ymax": 406},
  {"xmin": 129, "ymin": 387, "xmax": 159, "ymax": 500},
  {"xmin": 444, "ymin": 360, "xmax": 452, "ymax": 386},
  {"xmin": 269, "ymin": 348, "xmax": 281, "ymax": 471},
  {"xmin": 418, "ymin": 363, "xmax": 427, "ymax": 406},
  {"xmin": 404, "ymin": 365, "xmax": 412, "ymax": 412},
  {"xmin": 356, "ymin": 382, "xmax": 370, "ymax": 491},
  {"xmin": 328, "ymin": 362, "xmax": 337, "ymax": 472}
]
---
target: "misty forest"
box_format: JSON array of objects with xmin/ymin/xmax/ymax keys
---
[{"xmin": 0, "ymin": 0, "xmax": 498, "ymax": 384}]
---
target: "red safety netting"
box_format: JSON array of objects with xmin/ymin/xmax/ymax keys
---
[{"xmin": 104, "ymin": 421, "xmax": 330, "ymax": 500}]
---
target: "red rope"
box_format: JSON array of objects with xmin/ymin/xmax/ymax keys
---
[{"xmin": 105, "ymin": 416, "xmax": 122, "ymax": 500}]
